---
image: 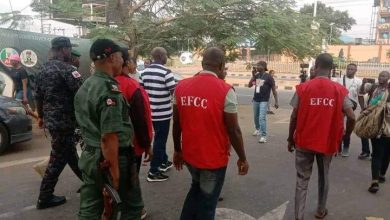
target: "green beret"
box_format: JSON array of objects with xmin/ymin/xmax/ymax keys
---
[{"xmin": 71, "ymin": 49, "xmax": 81, "ymax": 57}]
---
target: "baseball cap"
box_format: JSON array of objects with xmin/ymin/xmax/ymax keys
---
[
  {"xmin": 9, "ymin": 54, "xmax": 21, "ymax": 62},
  {"xmin": 90, "ymin": 39, "xmax": 121, "ymax": 61},
  {"xmin": 51, "ymin": 37, "xmax": 72, "ymax": 49},
  {"xmin": 71, "ymin": 49, "xmax": 81, "ymax": 57}
]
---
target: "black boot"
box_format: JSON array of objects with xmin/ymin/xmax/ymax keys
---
[{"xmin": 36, "ymin": 195, "xmax": 66, "ymax": 209}]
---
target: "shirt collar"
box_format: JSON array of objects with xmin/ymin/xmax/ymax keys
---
[
  {"xmin": 94, "ymin": 69, "xmax": 116, "ymax": 81},
  {"xmin": 317, "ymin": 76, "xmax": 329, "ymax": 79},
  {"xmin": 198, "ymin": 70, "xmax": 218, "ymax": 78}
]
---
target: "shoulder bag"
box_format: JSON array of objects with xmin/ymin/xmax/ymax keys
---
[{"xmin": 354, "ymin": 90, "xmax": 388, "ymax": 139}]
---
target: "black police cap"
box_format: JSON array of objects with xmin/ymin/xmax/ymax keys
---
[
  {"xmin": 90, "ymin": 39, "xmax": 121, "ymax": 61},
  {"xmin": 51, "ymin": 37, "xmax": 72, "ymax": 49}
]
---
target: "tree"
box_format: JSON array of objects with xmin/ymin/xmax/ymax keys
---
[
  {"xmin": 0, "ymin": 11, "xmax": 32, "ymax": 30},
  {"xmin": 299, "ymin": 2, "xmax": 356, "ymax": 44},
  {"xmin": 30, "ymin": 0, "xmax": 323, "ymax": 60}
]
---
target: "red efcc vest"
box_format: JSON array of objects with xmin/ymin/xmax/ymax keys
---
[
  {"xmin": 175, "ymin": 73, "xmax": 232, "ymax": 169},
  {"xmin": 116, "ymin": 75, "xmax": 153, "ymax": 156},
  {"xmin": 295, "ymin": 78, "xmax": 348, "ymax": 155}
]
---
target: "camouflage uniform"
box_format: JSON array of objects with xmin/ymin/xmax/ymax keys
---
[
  {"xmin": 35, "ymin": 58, "xmax": 83, "ymax": 200},
  {"xmin": 75, "ymin": 39, "xmax": 143, "ymax": 220}
]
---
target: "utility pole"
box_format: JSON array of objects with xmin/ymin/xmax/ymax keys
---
[{"xmin": 313, "ymin": 0, "xmax": 317, "ymax": 18}]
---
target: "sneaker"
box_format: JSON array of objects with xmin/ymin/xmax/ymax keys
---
[
  {"xmin": 158, "ymin": 161, "xmax": 173, "ymax": 172},
  {"xmin": 259, "ymin": 137, "xmax": 267, "ymax": 143},
  {"xmin": 141, "ymin": 208, "xmax": 147, "ymax": 220},
  {"xmin": 341, "ymin": 148, "xmax": 349, "ymax": 157},
  {"xmin": 147, "ymin": 172, "xmax": 169, "ymax": 182},
  {"xmin": 252, "ymin": 130, "xmax": 260, "ymax": 136},
  {"xmin": 358, "ymin": 152, "xmax": 370, "ymax": 160}
]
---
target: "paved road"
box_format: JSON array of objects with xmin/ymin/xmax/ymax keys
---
[
  {"xmin": 235, "ymin": 87, "xmax": 294, "ymax": 108},
  {"xmin": 0, "ymin": 90, "xmax": 388, "ymax": 220}
]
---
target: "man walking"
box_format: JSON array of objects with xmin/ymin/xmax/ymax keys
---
[
  {"xmin": 173, "ymin": 47, "xmax": 249, "ymax": 220},
  {"xmin": 75, "ymin": 39, "xmax": 144, "ymax": 219},
  {"xmin": 336, "ymin": 63, "xmax": 362, "ymax": 157},
  {"xmin": 8, "ymin": 54, "xmax": 33, "ymax": 106},
  {"xmin": 116, "ymin": 48, "xmax": 153, "ymax": 219},
  {"xmin": 35, "ymin": 37, "xmax": 83, "ymax": 209},
  {"xmin": 140, "ymin": 47, "xmax": 176, "ymax": 182},
  {"xmin": 287, "ymin": 53, "xmax": 355, "ymax": 220},
  {"xmin": 248, "ymin": 61, "xmax": 279, "ymax": 143}
]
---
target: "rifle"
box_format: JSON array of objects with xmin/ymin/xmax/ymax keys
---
[{"xmin": 100, "ymin": 160, "xmax": 122, "ymax": 220}]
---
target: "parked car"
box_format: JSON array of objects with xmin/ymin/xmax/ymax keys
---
[{"xmin": 0, "ymin": 96, "xmax": 32, "ymax": 154}]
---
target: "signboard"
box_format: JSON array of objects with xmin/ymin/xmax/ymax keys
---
[
  {"xmin": 20, "ymin": 50, "xmax": 38, "ymax": 67},
  {"xmin": 179, "ymin": 51, "xmax": 193, "ymax": 65},
  {"xmin": 0, "ymin": 48, "xmax": 19, "ymax": 68}
]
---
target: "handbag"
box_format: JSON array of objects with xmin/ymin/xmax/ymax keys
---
[
  {"xmin": 354, "ymin": 90, "xmax": 388, "ymax": 139},
  {"xmin": 382, "ymin": 102, "xmax": 390, "ymax": 137}
]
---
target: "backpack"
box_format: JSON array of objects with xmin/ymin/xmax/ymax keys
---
[{"xmin": 354, "ymin": 90, "xmax": 388, "ymax": 139}]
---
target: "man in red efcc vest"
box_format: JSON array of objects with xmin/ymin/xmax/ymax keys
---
[
  {"xmin": 115, "ymin": 48, "xmax": 153, "ymax": 219},
  {"xmin": 287, "ymin": 53, "xmax": 355, "ymax": 220},
  {"xmin": 173, "ymin": 47, "xmax": 249, "ymax": 220}
]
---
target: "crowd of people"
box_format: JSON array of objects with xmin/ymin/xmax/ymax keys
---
[{"xmin": 3, "ymin": 36, "xmax": 389, "ymax": 220}]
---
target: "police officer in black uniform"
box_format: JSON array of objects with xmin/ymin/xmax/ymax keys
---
[{"xmin": 35, "ymin": 37, "xmax": 83, "ymax": 209}]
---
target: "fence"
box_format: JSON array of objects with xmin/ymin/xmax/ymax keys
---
[{"xmin": 225, "ymin": 61, "xmax": 390, "ymax": 78}]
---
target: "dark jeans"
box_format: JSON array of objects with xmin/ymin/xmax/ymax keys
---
[
  {"xmin": 342, "ymin": 115, "xmax": 356, "ymax": 151},
  {"xmin": 342, "ymin": 135, "xmax": 350, "ymax": 150},
  {"xmin": 149, "ymin": 120, "xmax": 170, "ymax": 174},
  {"xmin": 361, "ymin": 138, "xmax": 371, "ymax": 155},
  {"xmin": 180, "ymin": 164, "xmax": 227, "ymax": 220},
  {"xmin": 370, "ymin": 137, "xmax": 390, "ymax": 180}
]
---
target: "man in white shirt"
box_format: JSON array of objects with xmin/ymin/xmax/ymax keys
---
[{"xmin": 336, "ymin": 63, "xmax": 362, "ymax": 157}]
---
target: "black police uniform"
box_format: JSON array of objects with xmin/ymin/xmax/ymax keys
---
[{"xmin": 35, "ymin": 37, "xmax": 83, "ymax": 209}]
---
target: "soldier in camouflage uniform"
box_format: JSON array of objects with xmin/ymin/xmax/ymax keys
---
[
  {"xmin": 35, "ymin": 37, "xmax": 83, "ymax": 209},
  {"xmin": 75, "ymin": 39, "xmax": 144, "ymax": 220}
]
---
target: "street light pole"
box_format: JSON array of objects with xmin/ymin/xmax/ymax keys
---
[{"xmin": 329, "ymin": 23, "xmax": 335, "ymax": 45}]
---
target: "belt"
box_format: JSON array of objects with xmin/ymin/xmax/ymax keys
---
[{"xmin": 83, "ymin": 145, "xmax": 133, "ymax": 155}]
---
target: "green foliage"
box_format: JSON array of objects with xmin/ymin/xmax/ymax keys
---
[
  {"xmin": 0, "ymin": 11, "xmax": 32, "ymax": 29},
  {"xmin": 299, "ymin": 2, "xmax": 356, "ymax": 44},
  {"xmin": 31, "ymin": 0, "xmax": 82, "ymax": 23},
  {"xmin": 28, "ymin": 0, "xmax": 355, "ymax": 61}
]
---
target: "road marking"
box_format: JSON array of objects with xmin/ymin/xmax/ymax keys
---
[
  {"xmin": 274, "ymin": 117, "xmax": 290, "ymax": 124},
  {"xmin": 258, "ymin": 201, "xmax": 289, "ymax": 220},
  {"xmin": 0, "ymin": 156, "xmax": 48, "ymax": 169},
  {"xmin": 0, "ymin": 212, "xmax": 15, "ymax": 219},
  {"xmin": 21, "ymin": 205, "xmax": 35, "ymax": 212},
  {"xmin": 0, "ymin": 151, "xmax": 82, "ymax": 169},
  {"xmin": 216, "ymin": 201, "xmax": 289, "ymax": 220}
]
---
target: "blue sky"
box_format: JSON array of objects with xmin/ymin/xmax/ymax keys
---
[{"xmin": 0, "ymin": 0, "xmax": 374, "ymax": 39}]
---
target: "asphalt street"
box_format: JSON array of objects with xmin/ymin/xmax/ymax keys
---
[{"xmin": 0, "ymin": 89, "xmax": 389, "ymax": 220}]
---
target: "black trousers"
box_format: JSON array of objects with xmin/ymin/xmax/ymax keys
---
[
  {"xmin": 370, "ymin": 137, "xmax": 390, "ymax": 180},
  {"xmin": 39, "ymin": 130, "xmax": 82, "ymax": 199}
]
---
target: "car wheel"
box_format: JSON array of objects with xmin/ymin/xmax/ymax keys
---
[{"xmin": 0, "ymin": 123, "xmax": 10, "ymax": 154}]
